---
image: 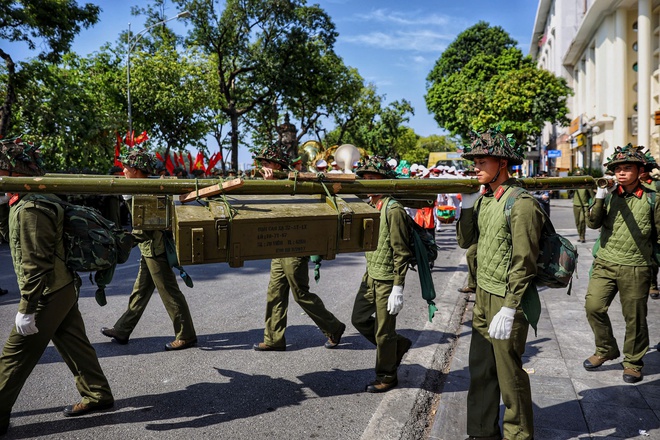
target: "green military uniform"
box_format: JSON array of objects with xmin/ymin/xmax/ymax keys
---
[
  {"xmin": 573, "ymin": 188, "xmax": 593, "ymax": 242},
  {"xmin": 465, "ymin": 242, "xmax": 477, "ymax": 290},
  {"xmin": 0, "ymin": 193, "xmax": 113, "ymax": 429},
  {"xmin": 263, "ymin": 256, "xmax": 345, "ymax": 348},
  {"xmin": 585, "ymin": 183, "xmax": 658, "ymax": 371},
  {"xmin": 351, "ymin": 196, "xmax": 412, "ymax": 384},
  {"xmin": 112, "ymin": 223, "xmax": 197, "ymax": 342},
  {"xmin": 457, "ymin": 181, "xmax": 544, "ymax": 440}
]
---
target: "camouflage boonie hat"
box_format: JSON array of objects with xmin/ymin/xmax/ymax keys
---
[
  {"xmin": 461, "ymin": 127, "xmax": 525, "ymax": 166},
  {"xmin": 604, "ymin": 143, "xmax": 646, "ymax": 171},
  {"xmin": 254, "ymin": 144, "xmax": 290, "ymax": 168},
  {"xmin": 0, "ymin": 137, "xmax": 46, "ymax": 176},
  {"xmin": 119, "ymin": 148, "xmax": 155, "ymax": 175},
  {"xmin": 355, "ymin": 155, "xmax": 397, "ymax": 178}
]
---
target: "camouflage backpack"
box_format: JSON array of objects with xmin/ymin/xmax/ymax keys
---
[
  {"xmin": 503, "ymin": 187, "xmax": 577, "ymax": 292},
  {"xmin": 33, "ymin": 195, "xmax": 134, "ymax": 305}
]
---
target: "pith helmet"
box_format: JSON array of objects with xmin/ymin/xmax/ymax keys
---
[
  {"xmin": 461, "ymin": 127, "xmax": 525, "ymax": 166},
  {"xmin": 355, "ymin": 155, "xmax": 397, "ymax": 178},
  {"xmin": 119, "ymin": 148, "xmax": 155, "ymax": 175},
  {"xmin": 604, "ymin": 143, "xmax": 646, "ymax": 171},
  {"xmin": 254, "ymin": 144, "xmax": 290, "ymax": 168},
  {"xmin": 0, "ymin": 137, "xmax": 46, "ymax": 176}
]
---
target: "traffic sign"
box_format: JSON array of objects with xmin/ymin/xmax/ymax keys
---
[{"xmin": 547, "ymin": 150, "xmax": 562, "ymax": 158}]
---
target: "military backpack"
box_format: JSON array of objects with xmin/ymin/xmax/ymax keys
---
[{"xmin": 503, "ymin": 187, "xmax": 577, "ymax": 292}]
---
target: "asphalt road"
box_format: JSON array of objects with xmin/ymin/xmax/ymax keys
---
[{"xmin": 0, "ymin": 195, "xmax": 578, "ymax": 440}]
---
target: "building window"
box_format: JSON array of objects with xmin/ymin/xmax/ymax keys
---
[
  {"xmin": 634, "ymin": 103, "xmax": 638, "ymax": 112},
  {"xmin": 633, "ymin": 41, "xmax": 638, "ymax": 51},
  {"xmin": 634, "ymin": 82, "xmax": 638, "ymax": 92},
  {"xmin": 633, "ymin": 62, "xmax": 638, "ymax": 72},
  {"xmin": 633, "ymin": 21, "xmax": 638, "ymax": 32}
]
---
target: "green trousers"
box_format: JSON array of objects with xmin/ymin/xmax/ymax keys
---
[
  {"xmin": 114, "ymin": 253, "xmax": 196, "ymax": 341},
  {"xmin": 585, "ymin": 260, "xmax": 650, "ymax": 369},
  {"xmin": 264, "ymin": 257, "xmax": 343, "ymax": 348},
  {"xmin": 351, "ymin": 272, "xmax": 408, "ymax": 383},
  {"xmin": 0, "ymin": 283, "xmax": 113, "ymax": 425},
  {"xmin": 466, "ymin": 243, "xmax": 478, "ymax": 289},
  {"xmin": 573, "ymin": 206, "xmax": 588, "ymax": 241},
  {"xmin": 467, "ymin": 287, "xmax": 533, "ymax": 440}
]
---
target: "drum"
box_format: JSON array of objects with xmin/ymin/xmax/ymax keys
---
[{"xmin": 436, "ymin": 205, "xmax": 456, "ymax": 224}]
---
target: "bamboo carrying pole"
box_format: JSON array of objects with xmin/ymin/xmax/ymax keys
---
[{"xmin": 0, "ymin": 175, "xmax": 602, "ymax": 197}]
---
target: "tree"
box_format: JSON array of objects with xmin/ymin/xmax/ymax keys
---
[
  {"xmin": 11, "ymin": 51, "xmax": 125, "ymax": 172},
  {"xmin": 0, "ymin": 0, "xmax": 100, "ymax": 136},
  {"xmin": 361, "ymin": 99, "xmax": 415, "ymax": 157},
  {"xmin": 401, "ymin": 134, "xmax": 460, "ymax": 165},
  {"xmin": 174, "ymin": 0, "xmax": 340, "ymax": 170},
  {"xmin": 425, "ymin": 22, "xmax": 572, "ymax": 146},
  {"xmin": 324, "ymin": 82, "xmax": 382, "ymax": 148}
]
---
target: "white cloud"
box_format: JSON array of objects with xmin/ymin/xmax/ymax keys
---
[
  {"xmin": 341, "ymin": 30, "xmax": 451, "ymax": 52},
  {"xmin": 354, "ymin": 8, "xmax": 455, "ymax": 27}
]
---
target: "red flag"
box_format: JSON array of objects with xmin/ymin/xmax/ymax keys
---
[
  {"xmin": 207, "ymin": 151, "xmax": 222, "ymax": 171},
  {"xmin": 164, "ymin": 155, "xmax": 175, "ymax": 174},
  {"xmin": 114, "ymin": 133, "xmax": 123, "ymax": 167},
  {"xmin": 187, "ymin": 152, "xmax": 194, "ymax": 173},
  {"xmin": 134, "ymin": 131, "xmax": 149, "ymax": 145},
  {"xmin": 193, "ymin": 151, "xmax": 206, "ymax": 172},
  {"xmin": 125, "ymin": 130, "xmax": 135, "ymax": 147},
  {"xmin": 155, "ymin": 152, "xmax": 165, "ymax": 162},
  {"xmin": 179, "ymin": 151, "xmax": 185, "ymax": 169}
]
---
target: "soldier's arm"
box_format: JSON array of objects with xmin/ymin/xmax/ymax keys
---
[
  {"xmin": 587, "ymin": 198, "xmax": 606, "ymax": 229},
  {"xmin": 17, "ymin": 202, "xmax": 59, "ymax": 314},
  {"xmin": 506, "ymin": 196, "xmax": 544, "ymax": 309},
  {"xmin": 388, "ymin": 205, "xmax": 412, "ymax": 286},
  {"xmin": 456, "ymin": 205, "xmax": 478, "ymax": 248}
]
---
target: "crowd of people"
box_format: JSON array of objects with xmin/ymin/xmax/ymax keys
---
[{"xmin": 0, "ymin": 131, "xmax": 658, "ymax": 440}]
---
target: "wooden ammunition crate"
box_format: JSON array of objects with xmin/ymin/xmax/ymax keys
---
[
  {"xmin": 173, "ymin": 195, "xmax": 380, "ymax": 267},
  {"xmin": 131, "ymin": 195, "xmax": 172, "ymax": 230}
]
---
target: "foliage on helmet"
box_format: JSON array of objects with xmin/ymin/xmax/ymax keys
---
[
  {"xmin": 643, "ymin": 149, "xmax": 659, "ymax": 171},
  {"xmin": 254, "ymin": 144, "xmax": 290, "ymax": 168},
  {"xmin": 0, "ymin": 136, "xmax": 46, "ymax": 176},
  {"xmin": 604, "ymin": 143, "xmax": 646, "ymax": 171},
  {"xmin": 461, "ymin": 126, "xmax": 525, "ymax": 166},
  {"xmin": 355, "ymin": 155, "xmax": 397, "ymax": 178},
  {"xmin": 119, "ymin": 148, "xmax": 155, "ymax": 175}
]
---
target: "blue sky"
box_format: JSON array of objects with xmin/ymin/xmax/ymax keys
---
[{"xmin": 7, "ymin": 0, "xmax": 539, "ymax": 163}]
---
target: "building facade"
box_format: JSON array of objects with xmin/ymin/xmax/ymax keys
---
[{"xmin": 531, "ymin": 0, "xmax": 660, "ymax": 173}]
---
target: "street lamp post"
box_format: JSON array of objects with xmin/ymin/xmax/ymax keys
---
[{"xmin": 126, "ymin": 10, "xmax": 190, "ymax": 135}]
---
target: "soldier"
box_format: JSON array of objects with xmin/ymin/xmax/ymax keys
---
[
  {"xmin": 0, "ymin": 140, "xmax": 114, "ymax": 436},
  {"xmin": 100, "ymin": 149, "xmax": 197, "ymax": 351},
  {"xmin": 457, "ymin": 128, "xmax": 544, "ymax": 440},
  {"xmin": 639, "ymin": 153, "xmax": 660, "ymax": 299},
  {"xmin": 253, "ymin": 144, "xmax": 346, "ymax": 351},
  {"xmin": 572, "ymin": 169, "xmax": 594, "ymax": 243},
  {"xmin": 583, "ymin": 144, "xmax": 659, "ymax": 384},
  {"xmin": 351, "ymin": 156, "xmax": 413, "ymax": 393}
]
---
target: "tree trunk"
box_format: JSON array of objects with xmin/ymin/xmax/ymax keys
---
[
  {"xmin": 230, "ymin": 113, "xmax": 239, "ymax": 171},
  {"xmin": 0, "ymin": 49, "xmax": 17, "ymax": 138}
]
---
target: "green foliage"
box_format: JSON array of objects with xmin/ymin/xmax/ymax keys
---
[
  {"xmin": 12, "ymin": 52, "xmax": 124, "ymax": 172},
  {"xmin": 0, "ymin": 0, "xmax": 101, "ymax": 136},
  {"xmin": 402, "ymin": 134, "xmax": 460, "ymax": 164},
  {"xmin": 425, "ymin": 22, "xmax": 572, "ymax": 147}
]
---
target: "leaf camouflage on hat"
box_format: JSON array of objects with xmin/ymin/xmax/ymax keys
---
[
  {"xmin": 604, "ymin": 143, "xmax": 646, "ymax": 171},
  {"xmin": 254, "ymin": 144, "xmax": 290, "ymax": 168},
  {"xmin": 643, "ymin": 149, "xmax": 659, "ymax": 171},
  {"xmin": 461, "ymin": 126, "xmax": 525, "ymax": 166},
  {"xmin": 0, "ymin": 136, "xmax": 46, "ymax": 176},
  {"xmin": 119, "ymin": 148, "xmax": 156, "ymax": 175},
  {"xmin": 355, "ymin": 155, "xmax": 397, "ymax": 178}
]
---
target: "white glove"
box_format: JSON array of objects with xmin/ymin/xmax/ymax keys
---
[
  {"xmin": 488, "ymin": 307, "xmax": 516, "ymax": 340},
  {"xmin": 15, "ymin": 312, "xmax": 39, "ymax": 336},
  {"xmin": 122, "ymin": 194, "xmax": 133, "ymax": 202},
  {"xmin": 595, "ymin": 183, "xmax": 617, "ymax": 199},
  {"xmin": 461, "ymin": 188, "xmax": 482, "ymax": 209},
  {"xmin": 387, "ymin": 285, "xmax": 404, "ymax": 315}
]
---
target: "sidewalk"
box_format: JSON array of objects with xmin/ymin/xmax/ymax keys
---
[{"xmin": 427, "ymin": 199, "xmax": 660, "ymax": 440}]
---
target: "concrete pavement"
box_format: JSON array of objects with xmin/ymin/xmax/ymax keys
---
[{"xmin": 426, "ymin": 198, "xmax": 660, "ymax": 440}]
